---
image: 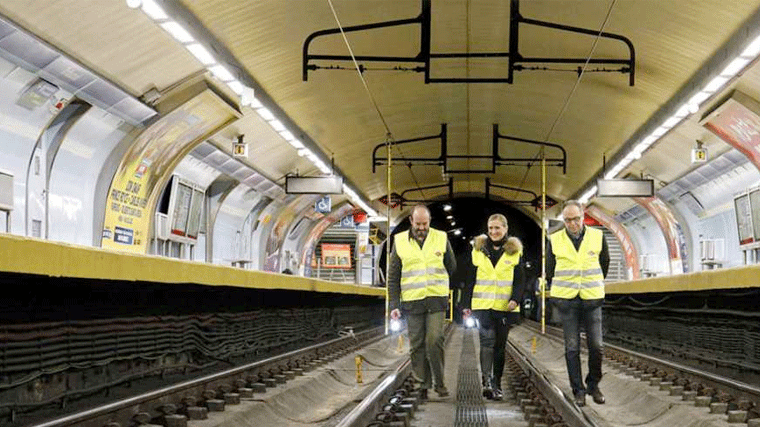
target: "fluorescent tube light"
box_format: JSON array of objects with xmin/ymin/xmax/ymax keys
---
[
  {"xmin": 720, "ymin": 57, "xmax": 750, "ymax": 78},
  {"xmin": 740, "ymin": 34, "xmax": 760, "ymax": 58},
  {"xmin": 160, "ymin": 21, "xmax": 194, "ymax": 43},
  {"xmin": 226, "ymin": 80, "xmax": 244, "ymax": 95},
  {"xmin": 288, "ymin": 139, "xmax": 305, "ymax": 149},
  {"xmin": 209, "ymin": 65, "xmax": 234, "ymax": 82},
  {"xmin": 141, "ymin": 0, "xmax": 168, "ymax": 20},
  {"xmin": 279, "ymin": 130, "xmax": 295, "ymax": 141},
  {"xmin": 704, "ymin": 75, "xmax": 729, "ymax": 93},
  {"xmin": 269, "ymin": 119, "xmax": 286, "ymax": 132},
  {"xmin": 255, "ymin": 107, "xmax": 275, "ymax": 121},
  {"xmin": 185, "ymin": 43, "xmax": 216, "ymax": 65}
]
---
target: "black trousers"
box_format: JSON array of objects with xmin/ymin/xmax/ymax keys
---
[{"xmin": 474, "ymin": 309, "xmax": 518, "ymax": 387}]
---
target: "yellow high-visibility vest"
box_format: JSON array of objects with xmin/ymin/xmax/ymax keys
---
[
  {"xmin": 395, "ymin": 229, "xmax": 449, "ymax": 302},
  {"xmin": 471, "ymin": 248, "xmax": 522, "ymax": 312},
  {"xmin": 549, "ymin": 227, "xmax": 605, "ymax": 300}
]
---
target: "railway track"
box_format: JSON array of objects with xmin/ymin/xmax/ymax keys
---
[
  {"xmin": 521, "ymin": 320, "xmax": 760, "ymax": 425},
  {"xmin": 29, "ymin": 327, "xmax": 386, "ymax": 427}
]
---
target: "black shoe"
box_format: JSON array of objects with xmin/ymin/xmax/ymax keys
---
[
  {"xmin": 491, "ymin": 388, "xmax": 503, "ymax": 401},
  {"xmin": 418, "ymin": 389, "xmax": 428, "ymax": 400},
  {"xmin": 434, "ymin": 386, "xmax": 449, "ymax": 397},
  {"xmin": 588, "ymin": 388, "xmax": 605, "ymax": 404},
  {"xmin": 482, "ymin": 385, "xmax": 493, "ymax": 399},
  {"xmin": 574, "ymin": 391, "xmax": 586, "ymax": 407}
]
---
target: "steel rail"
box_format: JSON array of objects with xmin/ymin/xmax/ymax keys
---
[
  {"xmin": 31, "ymin": 326, "xmax": 384, "ymax": 427},
  {"xmin": 507, "ymin": 341, "xmax": 599, "ymax": 427},
  {"xmin": 334, "ymin": 358, "xmax": 412, "ymax": 427},
  {"xmin": 522, "ymin": 320, "xmax": 760, "ymax": 405}
]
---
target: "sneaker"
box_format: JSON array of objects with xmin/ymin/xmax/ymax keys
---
[
  {"xmin": 418, "ymin": 389, "xmax": 428, "ymax": 400},
  {"xmin": 434, "ymin": 386, "xmax": 450, "ymax": 397},
  {"xmin": 574, "ymin": 391, "xmax": 586, "ymax": 407},
  {"xmin": 588, "ymin": 388, "xmax": 605, "ymax": 404},
  {"xmin": 491, "ymin": 388, "xmax": 503, "ymax": 401}
]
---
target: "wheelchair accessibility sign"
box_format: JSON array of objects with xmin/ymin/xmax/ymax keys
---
[{"xmin": 315, "ymin": 196, "xmax": 331, "ymax": 213}]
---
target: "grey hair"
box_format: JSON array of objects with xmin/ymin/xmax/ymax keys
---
[{"xmin": 562, "ymin": 200, "xmax": 584, "ymax": 211}]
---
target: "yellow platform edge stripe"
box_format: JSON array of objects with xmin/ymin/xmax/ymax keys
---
[
  {"xmin": 0, "ymin": 234, "xmax": 384, "ymax": 297},
  {"xmin": 606, "ymin": 263, "xmax": 760, "ymax": 294}
]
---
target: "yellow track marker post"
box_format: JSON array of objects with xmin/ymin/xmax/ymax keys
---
[
  {"xmin": 384, "ymin": 135, "xmax": 392, "ymax": 336},
  {"xmin": 355, "ymin": 355, "xmax": 364, "ymax": 384},
  {"xmin": 541, "ymin": 147, "xmax": 547, "ymax": 335}
]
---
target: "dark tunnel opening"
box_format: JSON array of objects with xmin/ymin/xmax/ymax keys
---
[{"xmin": 378, "ymin": 197, "xmax": 543, "ymax": 294}]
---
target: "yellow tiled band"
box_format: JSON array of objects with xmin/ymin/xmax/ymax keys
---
[
  {"xmin": 606, "ymin": 264, "xmax": 760, "ymax": 294},
  {"xmin": 0, "ymin": 234, "xmax": 384, "ymax": 297}
]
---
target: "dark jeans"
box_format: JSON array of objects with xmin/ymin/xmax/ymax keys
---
[
  {"xmin": 553, "ymin": 297, "xmax": 604, "ymax": 395},
  {"xmin": 474, "ymin": 310, "xmax": 516, "ymax": 388}
]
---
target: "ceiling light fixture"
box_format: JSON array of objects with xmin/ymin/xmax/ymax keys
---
[
  {"xmin": 126, "ymin": 0, "xmax": 378, "ymax": 214},
  {"xmin": 159, "ymin": 21, "xmax": 195, "ymax": 43},
  {"xmin": 578, "ymin": 25, "xmax": 760, "ymax": 204}
]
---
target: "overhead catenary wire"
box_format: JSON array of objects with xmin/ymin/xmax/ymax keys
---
[
  {"xmin": 516, "ymin": 0, "xmax": 618, "ymax": 194},
  {"xmin": 325, "ymin": 0, "xmax": 425, "ymax": 198},
  {"xmin": 326, "ymin": 0, "xmax": 428, "ymax": 335},
  {"xmin": 521, "ymin": 0, "xmax": 618, "ymax": 332}
]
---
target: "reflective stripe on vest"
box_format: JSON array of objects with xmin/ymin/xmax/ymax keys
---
[
  {"xmin": 395, "ymin": 228, "xmax": 449, "ymax": 302},
  {"xmin": 549, "ymin": 227, "xmax": 605, "ymax": 300},
  {"xmin": 470, "ymin": 248, "xmax": 521, "ymax": 312}
]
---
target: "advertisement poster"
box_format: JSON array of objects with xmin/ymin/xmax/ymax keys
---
[
  {"xmin": 101, "ymin": 89, "xmax": 237, "ymax": 253},
  {"xmin": 734, "ymin": 193, "xmax": 754, "ymax": 245},
  {"xmin": 263, "ymin": 195, "xmax": 318, "ymax": 272},
  {"xmin": 702, "ymin": 91, "xmax": 760, "ymax": 171},
  {"xmin": 633, "ymin": 196, "xmax": 685, "ymax": 274},
  {"xmin": 750, "ymin": 189, "xmax": 760, "ymax": 242},
  {"xmin": 321, "ymin": 243, "xmax": 352, "ymax": 269},
  {"xmin": 585, "ymin": 204, "xmax": 640, "ymax": 280},
  {"xmin": 300, "ymin": 203, "xmax": 355, "ymax": 276}
]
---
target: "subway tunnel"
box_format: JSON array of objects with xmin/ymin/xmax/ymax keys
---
[{"xmin": 0, "ymin": 1, "xmax": 760, "ymax": 426}]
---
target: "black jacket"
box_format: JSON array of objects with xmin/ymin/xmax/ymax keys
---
[{"xmin": 387, "ymin": 230, "xmax": 457, "ymax": 314}]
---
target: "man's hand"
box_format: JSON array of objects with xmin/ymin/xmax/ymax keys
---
[
  {"xmin": 507, "ymin": 300, "xmax": 519, "ymax": 311},
  {"xmin": 390, "ymin": 308, "xmax": 401, "ymax": 320}
]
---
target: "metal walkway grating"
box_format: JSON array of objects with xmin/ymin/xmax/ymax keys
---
[{"xmin": 454, "ymin": 329, "xmax": 488, "ymax": 426}]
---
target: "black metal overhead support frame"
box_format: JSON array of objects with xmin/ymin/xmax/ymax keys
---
[
  {"xmin": 485, "ymin": 177, "xmax": 537, "ymax": 205},
  {"xmin": 485, "ymin": 178, "xmax": 558, "ymax": 210},
  {"xmin": 303, "ymin": 0, "xmax": 635, "ymax": 85},
  {"xmin": 399, "ymin": 178, "xmax": 454, "ymax": 207},
  {"xmin": 371, "ymin": 124, "xmax": 567, "ymax": 174}
]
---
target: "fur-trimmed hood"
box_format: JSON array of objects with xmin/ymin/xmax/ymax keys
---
[{"xmin": 473, "ymin": 234, "xmax": 523, "ymax": 255}]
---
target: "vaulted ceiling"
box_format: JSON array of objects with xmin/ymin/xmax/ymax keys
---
[{"xmin": 2, "ymin": 0, "xmax": 760, "ymax": 219}]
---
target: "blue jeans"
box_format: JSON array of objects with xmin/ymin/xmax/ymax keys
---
[{"xmin": 553, "ymin": 297, "xmax": 604, "ymax": 395}]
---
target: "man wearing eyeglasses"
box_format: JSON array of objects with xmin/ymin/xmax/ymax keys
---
[{"xmin": 547, "ymin": 200, "xmax": 609, "ymax": 407}]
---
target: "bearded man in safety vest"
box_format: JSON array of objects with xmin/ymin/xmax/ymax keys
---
[
  {"xmin": 388, "ymin": 204, "xmax": 457, "ymax": 399},
  {"xmin": 548, "ymin": 200, "xmax": 609, "ymax": 407}
]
